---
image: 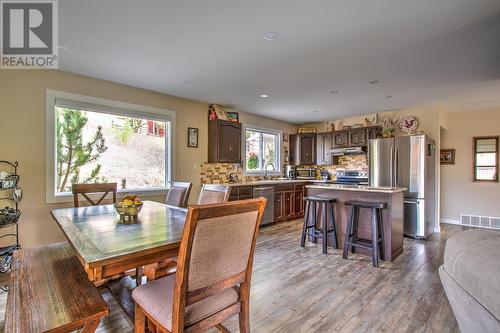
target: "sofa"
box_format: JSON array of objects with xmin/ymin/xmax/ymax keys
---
[{"xmin": 439, "ymin": 229, "xmax": 500, "ymax": 332}]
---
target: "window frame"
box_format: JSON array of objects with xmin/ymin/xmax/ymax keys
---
[
  {"xmin": 472, "ymin": 136, "xmax": 498, "ymax": 182},
  {"xmin": 242, "ymin": 124, "xmax": 282, "ymax": 176},
  {"xmin": 46, "ymin": 89, "xmax": 176, "ymax": 204}
]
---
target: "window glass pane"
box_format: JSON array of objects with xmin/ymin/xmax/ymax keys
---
[
  {"xmin": 476, "ymin": 139, "xmax": 496, "ymax": 153},
  {"xmin": 56, "ymin": 107, "xmax": 167, "ymax": 194},
  {"xmin": 475, "ymin": 167, "xmax": 496, "ymax": 180},
  {"xmin": 476, "ymin": 153, "xmax": 496, "ymax": 166},
  {"xmin": 263, "ymin": 133, "xmax": 277, "ymax": 168},
  {"xmin": 246, "ymin": 130, "xmax": 261, "ymax": 170}
]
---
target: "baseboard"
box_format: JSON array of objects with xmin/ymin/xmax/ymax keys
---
[{"xmin": 440, "ymin": 219, "xmax": 461, "ymax": 226}]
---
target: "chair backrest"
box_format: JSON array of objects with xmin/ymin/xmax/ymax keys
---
[
  {"xmin": 171, "ymin": 198, "xmax": 266, "ymax": 331},
  {"xmin": 72, "ymin": 183, "xmax": 117, "ymax": 208},
  {"xmin": 166, "ymin": 182, "xmax": 193, "ymax": 208},
  {"xmin": 197, "ymin": 184, "xmax": 230, "ymax": 205}
]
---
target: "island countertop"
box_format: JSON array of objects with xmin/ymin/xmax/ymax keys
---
[{"xmin": 305, "ymin": 184, "xmax": 407, "ymax": 193}]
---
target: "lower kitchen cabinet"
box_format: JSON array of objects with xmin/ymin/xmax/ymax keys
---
[
  {"xmin": 293, "ymin": 189, "xmax": 304, "ymax": 216},
  {"xmin": 284, "ymin": 191, "xmax": 294, "ymax": 220},
  {"xmin": 274, "ymin": 192, "xmax": 285, "ymax": 222},
  {"xmin": 229, "ymin": 183, "xmax": 306, "ymax": 224}
]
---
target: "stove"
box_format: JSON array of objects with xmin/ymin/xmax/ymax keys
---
[{"xmin": 332, "ymin": 170, "xmax": 368, "ymax": 185}]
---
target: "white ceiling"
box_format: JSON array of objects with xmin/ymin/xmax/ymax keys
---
[{"xmin": 59, "ymin": 0, "xmax": 500, "ymax": 123}]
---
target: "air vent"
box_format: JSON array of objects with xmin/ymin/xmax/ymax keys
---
[{"xmin": 460, "ymin": 214, "xmax": 500, "ymax": 230}]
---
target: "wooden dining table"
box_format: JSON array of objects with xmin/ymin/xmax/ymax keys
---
[{"xmin": 51, "ymin": 200, "xmax": 187, "ymax": 318}]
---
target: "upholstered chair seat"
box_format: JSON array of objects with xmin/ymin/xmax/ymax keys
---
[{"xmin": 133, "ymin": 274, "xmax": 239, "ymax": 330}]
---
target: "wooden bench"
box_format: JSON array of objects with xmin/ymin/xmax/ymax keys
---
[{"xmin": 5, "ymin": 242, "xmax": 109, "ymax": 333}]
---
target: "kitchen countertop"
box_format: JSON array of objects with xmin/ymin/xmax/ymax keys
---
[
  {"xmin": 305, "ymin": 183, "xmax": 407, "ymax": 193},
  {"xmin": 216, "ymin": 179, "xmax": 319, "ymax": 187}
]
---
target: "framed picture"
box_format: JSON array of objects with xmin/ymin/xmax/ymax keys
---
[
  {"xmin": 226, "ymin": 111, "xmax": 239, "ymax": 123},
  {"xmin": 440, "ymin": 149, "xmax": 455, "ymax": 165},
  {"xmin": 187, "ymin": 127, "xmax": 198, "ymax": 148}
]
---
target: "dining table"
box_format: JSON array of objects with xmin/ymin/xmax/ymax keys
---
[{"xmin": 51, "ymin": 200, "xmax": 187, "ymax": 319}]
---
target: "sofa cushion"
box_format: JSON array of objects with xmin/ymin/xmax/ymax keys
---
[{"xmin": 443, "ymin": 229, "xmax": 500, "ymax": 321}]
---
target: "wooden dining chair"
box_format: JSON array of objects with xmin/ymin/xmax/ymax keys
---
[
  {"xmin": 133, "ymin": 198, "xmax": 267, "ymax": 333},
  {"xmin": 72, "ymin": 183, "xmax": 118, "ymax": 208},
  {"xmin": 197, "ymin": 184, "xmax": 230, "ymax": 205},
  {"xmin": 144, "ymin": 183, "xmax": 229, "ymax": 282},
  {"xmin": 143, "ymin": 182, "xmax": 193, "ymax": 281},
  {"xmin": 166, "ymin": 182, "xmax": 193, "ymax": 208}
]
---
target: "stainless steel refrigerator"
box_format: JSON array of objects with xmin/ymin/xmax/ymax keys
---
[{"xmin": 368, "ymin": 135, "xmax": 436, "ymax": 239}]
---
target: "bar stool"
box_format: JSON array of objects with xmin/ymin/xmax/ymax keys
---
[
  {"xmin": 342, "ymin": 200, "xmax": 387, "ymax": 267},
  {"xmin": 300, "ymin": 196, "xmax": 338, "ymax": 254}
]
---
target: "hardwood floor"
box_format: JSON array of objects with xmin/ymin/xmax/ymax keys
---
[{"xmin": 0, "ymin": 220, "xmax": 463, "ymax": 333}]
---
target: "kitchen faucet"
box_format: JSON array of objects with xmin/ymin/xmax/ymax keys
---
[{"xmin": 264, "ymin": 163, "xmax": 276, "ymax": 180}]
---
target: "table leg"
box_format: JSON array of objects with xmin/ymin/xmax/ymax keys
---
[{"xmin": 136, "ymin": 267, "xmax": 143, "ymax": 286}]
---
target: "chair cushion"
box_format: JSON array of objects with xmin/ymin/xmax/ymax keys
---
[
  {"xmin": 132, "ymin": 274, "xmax": 239, "ymax": 330},
  {"xmin": 443, "ymin": 229, "xmax": 500, "ymax": 320}
]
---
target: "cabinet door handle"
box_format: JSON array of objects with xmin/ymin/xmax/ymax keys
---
[{"xmin": 228, "ymin": 147, "xmax": 232, "ymax": 151}]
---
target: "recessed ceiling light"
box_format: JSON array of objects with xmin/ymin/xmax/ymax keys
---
[
  {"xmin": 260, "ymin": 94, "xmax": 269, "ymax": 98},
  {"xmin": 329, "ymin": 90, "xmax": 339, "ymax": 94},
  {"xmin": 385, "ymin": 95, "xmax": 394, "ymax": 99},
  {"xmin": 370, "ymin": 80, "xmax": 380, "ymax": 85},
  {"xmin": 264, "ymin": 32, "xmax": 278, "ymax": 40}
]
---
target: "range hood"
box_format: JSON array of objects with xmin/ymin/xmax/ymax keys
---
[{"xmin": 330, "ymin": 146, "xmax": 367, "ymax": 156}]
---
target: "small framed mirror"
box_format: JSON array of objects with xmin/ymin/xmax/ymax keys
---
[{"xmin": 473, "ymin": 136, "xmax": 498, "ymax": 182}]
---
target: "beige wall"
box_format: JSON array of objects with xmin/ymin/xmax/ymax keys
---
[
  {"xmin": 0, "ymin": 70, "xmax": 297, "ymax": 247},
  {"xmin": 440, "ymin": 107, "xmax": 500, "ymax": 221}
]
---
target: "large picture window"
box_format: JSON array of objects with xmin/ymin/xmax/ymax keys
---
[
  {"xmin": 244, "ymin": 126, "xmax": 281, "ymax": 174},
  {"xmin": 46, "ymin": 91, "xmax": 174, "ymax": 202},
  {"xmin": 473, "ymin": 136, "xmax": 498, "ymax": 182}
]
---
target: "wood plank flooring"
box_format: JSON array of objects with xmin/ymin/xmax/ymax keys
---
[{"xmin": 0, "ymin": 220, "xmax": 464, "ymax": 333}]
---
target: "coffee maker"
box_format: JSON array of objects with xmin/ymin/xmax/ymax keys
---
[{"xmin": 284, "ymin": 165, "xmax": 296, "ymax": 179}]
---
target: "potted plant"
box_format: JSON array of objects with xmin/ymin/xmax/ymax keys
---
[{"xmin": 376, "ymin": 114, "xmax": 400, "ymax": 138}]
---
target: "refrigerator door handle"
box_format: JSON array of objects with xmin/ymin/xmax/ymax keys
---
[
  {"xmin": 390, "ymin": 146, "xmax": 394, "ymax": 188},
  {"xmin": 404, "ymin": 200, "xmax": 419, "ymax": 204},
  {"xmin": 395, "ymin": 146, "xmax": 399, "ymax": 186}
]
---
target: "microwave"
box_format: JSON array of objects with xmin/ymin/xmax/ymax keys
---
[{"xmin": 296, "ymin": 168, "xmax": 316, "ymax": 180}]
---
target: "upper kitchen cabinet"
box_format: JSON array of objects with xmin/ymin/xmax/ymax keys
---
[
  {"xmin": 333, "ymin": 130, "xmax": 349, "ymax": 148},
  {"xmin": 367, "ymin": 126, "xmax": 381, "ymax": 140},
  {"xmin": 316, "ymin": 132, "xmax": 333, "ymax": 165},
  {"xmin": 290, "ymin": 133, "xmax": 316, "ymax": 165},
  {"xmin": 348, "ymin": 128, "xmax": 367, "ymax": 147},
  {"xmin": 208, "ymin": 119, "xmax": 241, "ymax": 163},
  {"xmin": 333, "ymin": 126, "xmax": 381, "ymax": 148}
]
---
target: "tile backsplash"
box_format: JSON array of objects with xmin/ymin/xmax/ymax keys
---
[
  {"xmin": 200, "ymin": 155, "xmax": 368, "ymax": 184},
  {"xmin": 200, "ymin": 163, "xmax": 281, "ymax": 184}
]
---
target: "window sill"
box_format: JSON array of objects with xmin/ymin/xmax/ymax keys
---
[{"xmin": 46, "ymin": 187, "xmax": 170, "ymax": 204}]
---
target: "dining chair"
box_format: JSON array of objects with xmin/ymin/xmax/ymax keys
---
[
  {"xmin": 133, "ymin": 197, "xmax": 267, "ymax": 333},
  {"xmin": 72, "ymin": 183, "xmax": 118, "ymax": 208},
  {"xmin": 166, "ymin": 182, "xmax": 193, "ymax": 208},
  {"xmin": 197, "ymin": 184, "xmax": 230, "ymax": 205},
  {"xmin": 144, "ymin": 183, "xmax": 229, "ymax": 282}
]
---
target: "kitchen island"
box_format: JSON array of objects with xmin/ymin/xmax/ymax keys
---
[{"xmin": 305, "ymin": 184, "xmax": 406, "ymax": 261}]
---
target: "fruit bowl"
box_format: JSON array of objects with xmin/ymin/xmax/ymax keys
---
[{"xmin": 114, "ymin": 195, "xmax": 143, "ymax": 222}]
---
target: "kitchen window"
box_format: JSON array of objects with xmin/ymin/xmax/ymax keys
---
[
  {"xmin": 46, "ymin": 90, "xmax": 175, "ymax": 203},
  {"xmin": 243, "ymin": 125, "xmax": 281, "ymax": 175},
  {"xmin": 473, "ymin": 136, "xmax": 498, "ymax": 182}
]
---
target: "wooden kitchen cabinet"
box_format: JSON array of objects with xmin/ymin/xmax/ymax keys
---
[
  {"xmin": 367, "ymin": 126, "xmax": 381, "ymax": 140},
  {"xmin": 293, "ymin": 189, "xmax": 304, "ymax": 217},
  {"xmin": 316, "ymin": 132, "xmax": 333, "ymax": 165},
  {"xmin": 284, "ymin": 191, "xmax": 294, "ymax": 219},
  {"xmin": 333, "ymin": 130, "xmax": 349, "ymax": 148},
  {"xmin": 274, "ymin": 192, "xmax": 285, "ymax": 222},
  {"xmin": 290, "ymin": 133, "xmax": 316, "ymax": 165},
  {"xmin": 349, "ymin": 128, "xmax": 367, "ymax": 147},
  {"xmin": 208, "ymin": 120, "xmax": 241, "ymax": 163}
]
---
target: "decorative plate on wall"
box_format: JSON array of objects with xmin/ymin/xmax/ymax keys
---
[{"xmin": 399, "ymin": 116, "xmax": 419, "ymax": 134}]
